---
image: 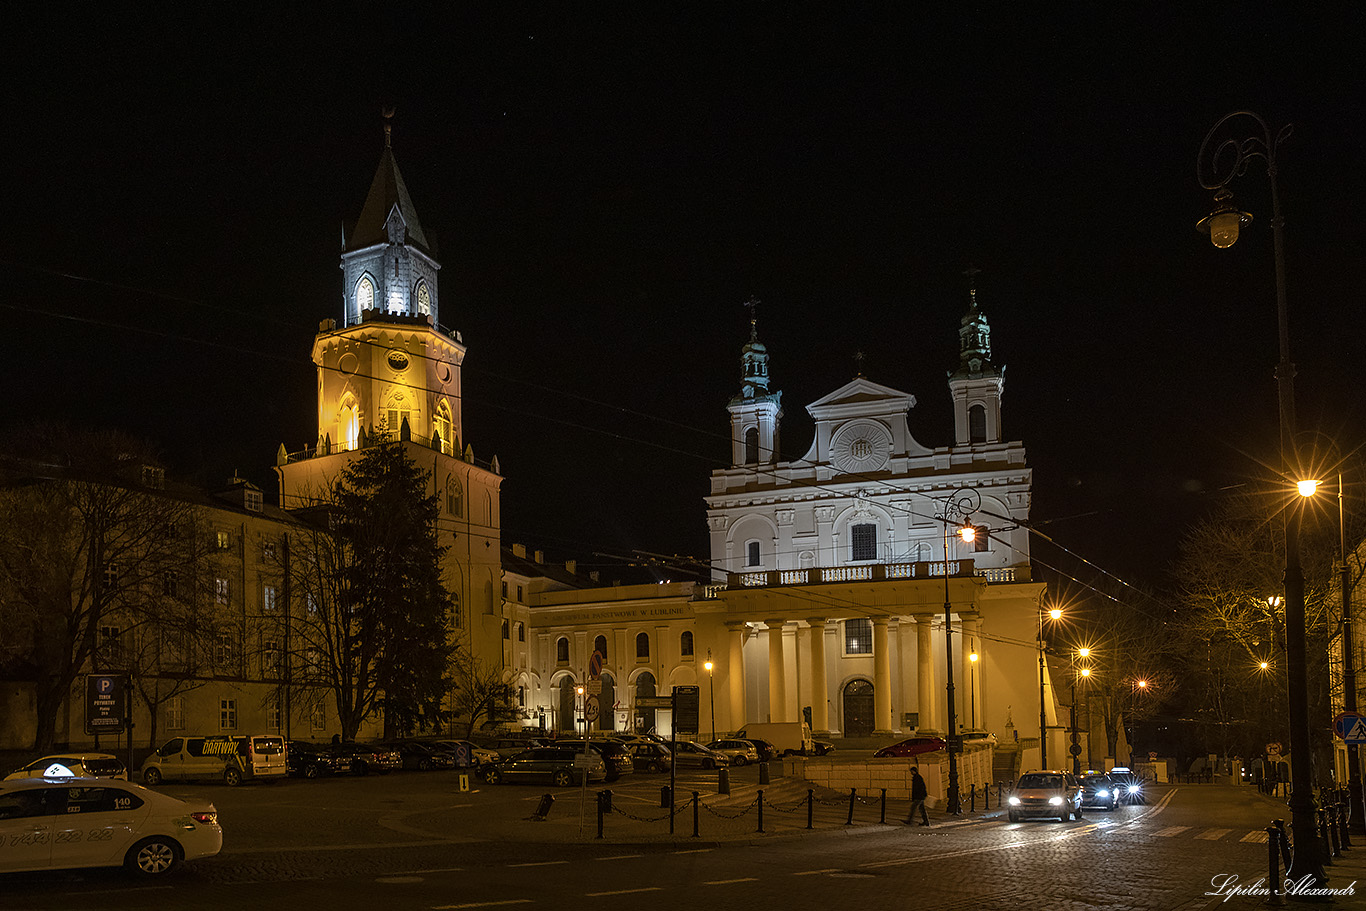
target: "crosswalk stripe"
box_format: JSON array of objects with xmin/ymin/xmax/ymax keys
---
[
  {"xmin": 1241, "ymin": 831, "xmax": 1270, "ymax": 843},
  {"xmin": 1196, "ymin": 828, "xmax": 1232, "ymax": 840},
  {"xmin": 1153, "ymin": 825, "xmax": 1191, "ymax": 837}
]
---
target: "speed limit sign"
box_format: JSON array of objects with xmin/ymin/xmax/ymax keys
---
[{"xmin": 584, "ymin": 695, "xmax": 601, "ymax": 722}]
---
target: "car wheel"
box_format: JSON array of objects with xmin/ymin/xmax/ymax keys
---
[
  {"xmin": 484, "ymin": 768, "xmax": 502, "ymax": 785},
  {"xmin": 418, "ymin": 758, "xmax": 431, "ymax": 771},
  {"xmin": 1008, "ymin": 810, "xmax": 1019, "ymax": 823},
  {"xmin": 1074, "ymin": 806, "xmax": 1083, "ymax": 819},
  {"xmin": 303, "ymin": 763, "xmax": 320, "ymax": 780},
  {"xmin": 733, "ymin": 755, "xmax": 748, "ymax": 766},
  {"xmin": 552, "ymin": 770, "xmax": 573, "ymax": 787},
  {"xmin": 142, "ymin": 767, "xmax": 163, "ymax": 786},
  {"xmin": 125, "ymin": 837, "xmax": 181, "ymax": 876},
  {"xmin": 1060, "ymin": 809, "xmax": 1070, "ymax": 822},
  {"xmin": 648, "ymin": 761, "xmax": 664, "ymax": 773},
  {"xmin": 223, "ymin": 767, "xmax": 242, "ymax": 787}
]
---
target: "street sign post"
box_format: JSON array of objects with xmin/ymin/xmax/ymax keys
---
[
  {"xmin": 636, "ymin": 696, "xmax": 673, "ymax": 709},
  {"xmin": 584, "ymin": 695, "xmax": 601, "ymax": 723}
]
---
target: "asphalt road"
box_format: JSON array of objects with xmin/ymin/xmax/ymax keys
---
[{"xmin": 3, "ymin": 766, "xmax": 1361, "ymax": 911}]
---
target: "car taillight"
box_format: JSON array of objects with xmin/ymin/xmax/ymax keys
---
[{"xmin": 191, "ymin": 811, "xmax": 217, "ymax": 824}]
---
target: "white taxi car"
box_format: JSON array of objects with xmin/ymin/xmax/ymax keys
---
[
  {"xmin": 0, "ymin": 776, "xmax": 222, "ymax": 876},
  {"xmin": 5, "ymin": 753, "xmax": 127, "ymax": 781}
]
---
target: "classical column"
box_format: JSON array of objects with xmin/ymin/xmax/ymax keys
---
[
  {"xmin": 807, "ymin": 618, "xmax": 829, "ymax": 733},
  {"xmin": 726, "ymin": 621, "xmax": 746, "ymax": 733},
  {"xmin": 872, "ymin": 617, "xmax": 893, "ymax": 734},
  {"xmin": 960, "ymin": 611, "xmax": 982, "ymax": 731},
  {"xmin": 914, "ymin": 613, "xmax": 939, "ymax": 733},
  {"xmin": 896, "ymin": 619, "xmax": 916, "ymax": 732},
  {"xmin": 767, "ymin": 619, "xmax": 788, "ymax": 722}
]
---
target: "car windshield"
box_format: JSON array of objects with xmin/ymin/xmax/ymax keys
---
[{"xmin": 1018, "ymin": 773, "xmax": 1066, "ymax": 789}]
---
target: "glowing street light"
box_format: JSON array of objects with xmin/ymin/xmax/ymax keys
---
[
  {"xmin": 1197, "ymin": 109, "xmax": 1325, "ymax": 886},
  {"xmin": 703, "ymin": 651, "xmax": 716, "ymax": 742},
  {"xmin": 1039, "ymin": 605, "xmax": 1063, "ymax": 768}
]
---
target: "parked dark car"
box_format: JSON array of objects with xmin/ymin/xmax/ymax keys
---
[
  {"xmin": 327, "ymin": 742, "xmax": 402, "ymax": 775},
  {"xmin": 667, "ymin": 740, "xmax": 730, "ymax": 769},
  {"xmin": 381, "ymin": 741, "xmax": 455, "ymax": 771},
  {"xmin": 1079, "ymin": 771, "xmax": 1118, "ymax": 810},
  {"xmin": 429, "ymin": 739, "xmax": 500, "ymax": 768},
  {"xmin": 585, "ymin": 740, "xmax": 635, "ymax": 781},
  {"xmin": 734, "ymin": 737, "xmax": 779, "ymax": 763},
  {"xmin": 812, "ymin": 740, "xmax": 836, "ymax": 756},
  {"xmin": 287, "ymin": 741, "xmax": 347, "ymax": 779},
  {"xmin": 873, "ymin": 737, "xmax": 947, "ymax": 758},
  {"xmin": 482, "ymin": 747, "xmax": 606, "ymax": 787},
  {"xmin": 628, "ymin": 742, "xmax": 673, "ymax": 773},
  {"xmin": 476, "ymin": 736, "xmax": 551, "ymax": 759}
]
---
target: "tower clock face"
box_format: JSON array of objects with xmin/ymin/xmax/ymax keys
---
[{"xmin": 387, "ymin": 350, "xmax": 409, "ymax": 371}]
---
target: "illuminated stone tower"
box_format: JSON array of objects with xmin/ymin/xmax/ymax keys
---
[
  {"xmin": 726, "ymin": 299, "xmax": 783, "ymax": 468},
  {"xmin": 276, "ymin": 118, "xmax": 504, "ymax": 651},
  {"xmin": 948, "ymin": 280, "xmax": 1004, "ymax": 446}
]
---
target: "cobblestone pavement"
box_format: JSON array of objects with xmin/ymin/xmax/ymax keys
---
[{"xmin": 3, "ymin": 766, "xmax": 1362, "ymax": 910}]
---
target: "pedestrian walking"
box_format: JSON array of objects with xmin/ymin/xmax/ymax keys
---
[{"xmin": 904, "ymin": 766, "xmax": 930, "ymax": 826}]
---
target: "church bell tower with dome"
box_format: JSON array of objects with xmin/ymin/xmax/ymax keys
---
[{"xmin": 274, "ymin": 116, "xmax": 504, "ymax": 647}]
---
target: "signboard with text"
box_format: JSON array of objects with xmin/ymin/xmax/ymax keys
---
[
  {"xmin": 673, "ymin": 685, "xmax": 700, "ymax": 735},
  {"xmin": 85, "ymin": 674, "xmax": 127, "ymax": 735}
]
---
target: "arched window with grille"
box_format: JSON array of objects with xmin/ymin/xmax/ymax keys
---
[
  {"xmin": 636, "ymin": 632, "xmax": 650, "ymax": 660},
  {"xmin": 680, "ymin": 631, "xmax": 694, "ymax": 657},
  {"xmin": 556, "ymin": 637, "xmax": 569, "ymax": 664},
  {"xmin": 594, "ymin": 635, "xmax": 608, "ymax": 659},
  {"xmin": 969, "ymin": 404, "xmax": 987, "ymax": 443},
  {"xmin": 744, "ymin": 427, "xmax": 759, "ymax": 464},
  {"xmin": 356, "ymin": 274, "xmax": 375, "ymax": 312}
]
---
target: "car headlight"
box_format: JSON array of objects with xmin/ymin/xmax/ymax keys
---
[
  {"xmin": 1097, "ymin": 789, "xmax": 1109, "ymax": 798},
  {"xmin": 1048, "ymin": 796, "xmax": 1062, "ymax": 806},
  {"xmin": 1008, "ymin": 796, "xmax": 1020, "ymax": 806}
]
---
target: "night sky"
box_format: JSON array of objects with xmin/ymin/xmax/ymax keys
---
[{"xmin": 5, "ymin": 6, "xmax": 1364, "ymax": 598}]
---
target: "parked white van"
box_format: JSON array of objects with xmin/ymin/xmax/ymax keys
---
[
  {"xmin": 141, "ymin": 734, "xmax": 287, "ymax": 786},
  {"xmin": 733, "ymin": 722, "xmax": 815, "ymax": 756}
]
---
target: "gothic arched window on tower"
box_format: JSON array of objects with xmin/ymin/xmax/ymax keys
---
[
  {"xmin": 744, "ymin": 427, "xmax": 759, "ymax": 464},
  {"xmin": 356, "ymin": 275, "xmax": 375, "ymax": 313},
  {"xmin": 969, "ymin": 404, "xmax": 987, "ymax": 443},
  {"xmin": 415, "ymin": 280, "xmax": 432, "ymax": 317},
  {"xmin": 446, "ymin": 476, "xmax": 463, "ymax": 517},
  {"xmin": 435, "ymin": 403, "xmax": 453, "ymax": 456},
  {"xmin": 339, "ymin": 400, "xmax": 360, "ymax": 452},
  {"xmin": 850, "ymin": 523, "xmax": 878, "ymax": 562}
]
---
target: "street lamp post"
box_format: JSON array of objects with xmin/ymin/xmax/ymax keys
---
[
  {"xmin": 1301, "ymin": 473, "xmax": 1365, "ymax": 834},
  {"xmin": 969, "ymin": 652, "xmax": 979, "ymax": 730},
  {"xmin": 1069, "ymin": 648, "xmax": 1091, "ymax": 775},
  {"xmin": 940, "ymin": 486, "xmax": 981, "ymax": 816},
  {"xmin": 1039, "ymin": 605, "xmax": 1062, "ymax": 768},
  {"xmin": 704, "ymin": 650, "xmax": 716, "ymax": 743},
  {"xmin": 1198, "ymin": 110, "xmax": 1326, "ymax": 887}
]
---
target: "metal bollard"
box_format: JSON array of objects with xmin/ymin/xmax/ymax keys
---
[
  {"xmin": 846, "ymin": 788, "xmax": 856, "ymax": 825},
  {"xmin": 531, "ymin": 793, "xmax": 554, "ymax": 821},
  {"xmin": 807, "ymin": 788, "xmax": 814, "ymax": 829},
  {"xmin": 1274, "ymin": 818, "xmax": 1292, "ymax": 870},
  {"xmin": 758, "ymin": 789, "xmax": 765, "ymax": 833},
  {"xmin": 661, "ymin": 785, "xmax": 671, "ymax": 808},
  {"xmin": 718, "ymin": 766, "xmax": 730, "ymax": 795},
  {"xmin": 692, "ymin": 791, "xmax": 701, "ymax": 838},
  {"xmin": 1339, "ymin": 801, "xmax": 1353, "ymax": 849},
  {"xmin": 880, "ymin": 788, "xmax": 887, "ymax": 824},
  {"xmin": 603, "ymin": 789, "xmax": 613, "ymax": 812},
  {"xmin": 1329, "ymin": 805, "xmax": 1342, "ymax": 857},
  {"xmin": 759, "ymin": 761, "xmax": 770, "ymax": 785},
  {"xmin": 970, "ymin": 783, "xmax": 977, "ymax": 813},
  {"xmin": 1319, "ymin": 809, "xmax": 1334, "ymax": 865},
  {"xmin": 596, "ymin": 791, "xmax": 605, "ymax": 839},
  {"xmin": 1267, "ymin": 825, "xmax": 1284, "ymax": 905}
]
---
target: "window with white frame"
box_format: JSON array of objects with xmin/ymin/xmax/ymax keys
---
[
  {"xmin": 166, "ymin": 696, "xmax": 184, "ymax": 731},
  {"xmin": 215, "ymin": 577, "xmax": 230, "ymax": 605},
  {"xmin": 216, "ymin": 631, "xmax": 235, "ymax": 667},
  {"xmin": 244, "ymin": 489, "xmax": 263, "ymax": 512},
  {"xmin": 310, "ymin": 700, "xmax": 326, "ymax": 732},
  {"xmin": 262, "ymin": 639, "xmax": 280, "ymax": 677},
  {"xmin": 216, "ymin": 530, "xmax": 231, "ymax": 551},
  {"xmin": 263, "ymin": 584, "xmax": 278, "ymax": 612},
  {"xmin": 103, "ymin": 562, "xmax": 118, "ymax": 587},
  {"xmin": 415, "ymin": 280, "xmax": 432, "ymax": 316},
  {"xmin": 99, "ymin": 625, "xmax": 123, "ymax": 664},
  {"xmin": 843, "ymin": 618, "xmax": 873, "ymax": 655},
  {"xmin": 267, "ymin": 698, "xmax": 281, "ymax": 732},
  {"xmin": 219, "ymin": 699, "xmax": 238, "ymax": 731},
  {"xmin": 356, "ymin": 275, "xmax": 375, "ymax": 312}
]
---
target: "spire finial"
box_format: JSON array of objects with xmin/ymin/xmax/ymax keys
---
[
  {"xmin": 743, "ymin": 296, "xmax": 760, "ymax": 341},
  {"xmin": 963, "ymin": 264, "xmax": 982, "ymax": 309},
  {"xmin": 382, "ymin": 106, "xmax": 396, "ymax": 149},
  {"xmin": 854, "ymin": 349, "xmax": 866, "ymax": 377}
]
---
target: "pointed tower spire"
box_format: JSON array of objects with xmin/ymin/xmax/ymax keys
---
[
  {"xmin": 948, "ymin": 269, "xmax": 1004, "ymax": 446},
  {"xmin": 728, "ymin": 297, "xmax": 782, "ymax": 466}
]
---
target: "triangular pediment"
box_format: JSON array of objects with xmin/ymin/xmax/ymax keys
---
[{"xmin": 806, "ymin": 377, "xmax": 916, "ymax": 419}]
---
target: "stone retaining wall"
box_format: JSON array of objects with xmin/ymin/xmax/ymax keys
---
[{"xmin": 786, "ymin": 744, "xmax": 995, "ymax": 800}]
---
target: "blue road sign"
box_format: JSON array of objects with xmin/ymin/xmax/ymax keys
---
[{"xmin": 1334, "ymin": 711, "xmax": 1366, "ymax": 744}]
